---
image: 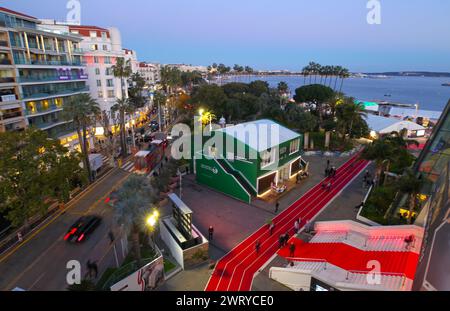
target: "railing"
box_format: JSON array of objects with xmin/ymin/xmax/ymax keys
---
[
  {"xmin": 0, "ymin": 59, "xmax": 12, "ymax": 65},
  {"xmin": 287, "ymin": 259, "xmax": 408, "ymax": 290},
  {"xmin": 22, "ymin": 86, "xmax": 90, "ymax": 99},
  {"xmin": 25, "ymin": 105, "xmax": 62, "ymax": 116},
  {"xmin": 0, "ymin": 40, "xmax": 9, "ymax": 47},
  {"xmin": 19, "ymin": 75, "xmax": 88, "ymax": 83},
  {"xmin": 0, "ymin": 77, "xmax": 15, "ymax": 84},
  {"xmin": 0, "ymin": 94, "xmax": 17, "ymax": 102},
  {"xmin": 0, "ymin": 111, "xmax": 23, "ymax": 120},
  {"xmin": 13, "ymin": 59, "xmax": 86, "ymax": 66}
]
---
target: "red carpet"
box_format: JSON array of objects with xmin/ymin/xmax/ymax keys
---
[
  {"xmin": 278, "ymin": 239, "xmax": 419, "ymax": 280},
  {"xmin": 205, "ymin": 153, "xmax": 370, "ymax": 291}
]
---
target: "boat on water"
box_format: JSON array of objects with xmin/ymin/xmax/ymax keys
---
[{"xmin": 442, "ymin": 83, "xmax": 450, "ymax": 87}]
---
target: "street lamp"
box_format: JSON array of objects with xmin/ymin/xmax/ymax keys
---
[{"xmin": 146, "ymin": 210, "xmax": 159, "ymax": 229}]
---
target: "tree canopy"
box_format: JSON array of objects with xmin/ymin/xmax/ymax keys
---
[{"xmin": 0, "ymin": 129, "xmax": 86, "ymax": 227}]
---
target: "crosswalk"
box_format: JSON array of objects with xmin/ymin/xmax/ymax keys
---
[
  {"xmin": 121, "ymin": 160, "xmax": 135, "ymax": 173},
  {"xmin": 100, "ymin": 155, "xmax": 135, "ymax": 173}
]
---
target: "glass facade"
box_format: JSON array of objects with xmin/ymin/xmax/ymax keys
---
[
  {"xmin": 416, "ymin": 102, "xmax": 450, "ymax": 194},
  {"xmin": 413, "ymin": 101, "xmax": 450, "ymax": 291}
]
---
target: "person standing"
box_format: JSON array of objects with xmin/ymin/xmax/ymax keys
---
[
  {"xmin": 296, "ymin": 173, "xmax": 300, "ymax": 184},
  {"xmin": 284, "ymin": 232, "xmax": 290, "ymax": 246},
  {"xmin": 269, "ymin": 222, "xmax": 275, "ymax": 236},
  {"xmin": 275, "ymin": 201, "xmax": 280, "ymax": 214},
  {"xmin": 294, "ymin": 220, "xmax": 300, "ymax": 234},
  {"xmin": 208, "ymin": 226, "xmax": 214, "ymax": 241},
  {"xmin": 278, "ymin": 235, "xmax": 284, "ymax": 249},
  {"xmin": 255, "ymin": 240, "xmax": 261, "ymax": 254},
  {"xmin": 289, "ymin": 242, "xmax": 296, "ymax": 257}
]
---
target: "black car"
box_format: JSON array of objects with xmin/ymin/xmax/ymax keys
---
[{"xmin": 64, "ymin": 215, "xmax": 102, "ymax": 243}]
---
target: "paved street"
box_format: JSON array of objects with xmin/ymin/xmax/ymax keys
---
[{"xmin": 0, "ymin": 168, "xmax": 131, "ymax": 291}]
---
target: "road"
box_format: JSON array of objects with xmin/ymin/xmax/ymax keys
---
[
  {"xmin": 0, "ymin": 167, "xmax": 131, "ymax": 291},
  {"xmin": 205, "ymin": 153, "xmax": 370, "ymax": 291}
]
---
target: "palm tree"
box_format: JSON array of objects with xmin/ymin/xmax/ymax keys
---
[
  {"xmin": 62, "ymin": 94, "xmax": 100, "ymax": 183},
  {"xmin": 112, "ymin": 57, "xmax": 132, "ymax": 156},
  {"xmin": 112, "ymin": 175, "xmax": 159, "ymax": 266},
  {"xmin": 361, "ymin": 138, "xmax": 397, "ymax": 187},
  {"xmin": 301, "ymin": 66, "xmax": 310, "ymax": 85},
  {"xmin": 112, "ymin": 98, "xmax": 135, "ymax": 156},
  {"xmin": 333, "ymin": 66, "xmax": 343, "ymax": 91},
  {"xmin": 339, "ymin": 68, "xmax": 350, "ymax": 93},
  {"xmin": 397, "ymin": 169, "xmax": 423, "ymax": 224}
]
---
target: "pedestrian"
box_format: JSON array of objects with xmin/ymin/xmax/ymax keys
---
[
  {"xmin": 289, "ymin": 242, "xmax": 296, "ymax": 257},
  {"xmin": 275, "ymin": 201, "xmax": 280, "ymax": 214},
  {"xmin": 17, "ymin": 232, "xmax": 23, "ymax": 243},
  {"xmin": 332, "ymin": 166, "xmax": 337, "ymax": 178},
  {"xmin": 284, "ymin": 232, "xmax": 290, "ymax": 246},
  {"xmin": 321, "ymin": 183, "xmax": 327, "ymax": 190},
  {"xmin": 296, "ymin": 173, "xmax": 300, "ymax": 184},
  {"xmin": 269, "ymin": 222, "xmax": 275, "ymax": 236},
  {"xmin": 208, "ymin": 226, "xmax": 214, "ymax": 241},
  {"xmin": 327, "ymin": 182, "xmax": 332, "ymax": 192},
  {"xmin": 278, "ymin": 235, "xmax": 284, "ymax": 249},
  {"xmin": 294, "ymin": 220, "xmax": 300, "ymax": 234},
  {"xmin": 325, "ymin": 167, "xmax": 330, "ymax": 177},
  {"xmin": 327, "ymin": 159, "xmax": 330, "ymax": 169},
  {"xmin": 255, "ymin": 240, "xmax": 261, "ymax": 254}
]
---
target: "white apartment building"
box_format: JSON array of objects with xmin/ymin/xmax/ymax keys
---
[
  {"xmin": 166, "ymin": 63, "xmax": 208, "ymax": 73},
  {"xmin": 40, "ymin": 21, "xmax": 145, "ymax": 138},
  {"xmin": 138, "ymin": 62, "xmax": 160, "ymax": 86}
]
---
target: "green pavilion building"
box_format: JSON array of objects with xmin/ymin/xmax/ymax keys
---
[{"xmin": 194, "ymin": 119, "xmax": 308, "ymax": 204}]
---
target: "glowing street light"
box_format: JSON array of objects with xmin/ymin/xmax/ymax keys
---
[{"xmin": 146, "ymin": 210, "xmax": 160, "ymax": 229}]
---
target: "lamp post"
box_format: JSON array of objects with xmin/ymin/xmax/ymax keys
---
[{"xmin": 146, "ymin": 209, "xmax": 160, "ymax": 248}]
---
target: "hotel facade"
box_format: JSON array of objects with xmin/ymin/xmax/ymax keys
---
[{"xmin": 0, "ymin": 7, "xmax": 89, "ymax": 149}]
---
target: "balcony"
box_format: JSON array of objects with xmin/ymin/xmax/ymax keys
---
[
  {"xmin": 19, "ymin": 74, "xmax": 89, "ymax": 84},
  {"xmin": 22, "ymin": 86, "xmax": 90, "ymax": 100},
  {"xmin": 0, "ymin": 59, "xmax": 12, "ymax": 65},
  {"xmin": 13, "ymin": 59, "xmax": 86, "ymax": 67},
  {"xmin": 0, "ymin": 40, "xmax": 9, "ymax": 48},
  {"xmin": 0, "ymin": 77, "xmax": 15, "ymax": 84},
  {"xmin": 0, "ymin": 111, "xmax": 23, "ymax": 121},
  {"xmin": 25, "ymin": 104, "xmax": 63, "ymax": 116},
  {"xmin": 0, "ymin": 94, "xmax": 18, "ymax": 103}
]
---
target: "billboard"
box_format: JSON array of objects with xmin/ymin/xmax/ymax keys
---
[{"xmin": 110, "ymin": 255, "xmax": 164, "ymax": 291}]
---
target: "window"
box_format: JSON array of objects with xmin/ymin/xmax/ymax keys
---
[
  {"xmin": 96, "ymin": 80, "xmax": 102, "ymax": 87},
  {"xmin": 90, "ymin": 44, "xmax": 98, "ymax": 51},
  {"xmin": 90, "ymin": 31, "xmax": 97, "ymax": 38},
  {"xmin": 105, "ymin": 68, "xmax": 112, "ymax": 75},
  {"xmin": 94, "ymin": 56, "xmax": 99, "ymax": 63},
  {"xmin": 107, "ymin": 90, "xmax": 115, "ymax": 98},
  {"xmin": 104, "ymin": 56, "xmax": 111, "ymax": 64},
  {"xmin": 98, "ymin": 90, "xmax": 104, "ymax": 98},
  {"xmin": 106, "ymin": 79, "xmax": 114, "ymax": 87},
  {"xmin": 260, "ymin": 148, "xmax": 276, "ymax": 169},
  {"xmin": 103, "ymin": 45, "xmax": 108, "ymax": 51},
  {"xmin": 71, "ymin": 30, "xmax": 79, "ymax": 35},
  {"xmin": 95, "ymin": 68, "xmax": 100, "ymax": 75},
  {"xmin": 101, "ymin": 32, "xmax": 107, "ymax": 39},
  {"xmin": 290, "ymin": 139, "xmax": 300, "ymax": 154}
]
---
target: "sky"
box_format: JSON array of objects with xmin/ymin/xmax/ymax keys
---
[{"xmin": 2, "ymin": 0, "xmax": 450, "ymax": 72}]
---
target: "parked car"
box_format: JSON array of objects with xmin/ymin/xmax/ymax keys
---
[{"xmin": 64, "ymin": 215, "xmax": 102, "ymax": 243}]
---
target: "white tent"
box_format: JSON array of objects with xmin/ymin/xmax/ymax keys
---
[{"xmin": 366, "ymin": 114, "xmax": 426, "ymax": 136}]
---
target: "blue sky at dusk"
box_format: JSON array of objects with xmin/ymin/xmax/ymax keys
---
[{"xmin": 2, "ymin": 0, "xmax": 450, "ymax": 72}]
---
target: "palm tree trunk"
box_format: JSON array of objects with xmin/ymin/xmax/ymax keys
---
[
  {"xmin": 339, "ymin": 78, "xmax": 345, "ymax": 93},
  {"xmin": 408, "ymin": 193, "xmax": 416, "ymax": 224},
  {"xmin": 81, "ymin": 125, "xmax": 92, "ymax": 183},
  {"xmin": 132, "ymin": 223, "xmax": 142, "ymax": 266},
  {"xmin": 120, "ymin": 109, "xmax": 127, "ymax": 157},
  {"xmin": 334, "ymin": 76, "xmax": 339, "ymax": 91}
]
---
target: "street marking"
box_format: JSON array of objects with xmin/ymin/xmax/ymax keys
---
[
  {"xmin": 28, "ymin": 272, "xmax": 47, "ymax": 291},
  {"xmin": 0, "ymin": 169, "xmax": 130, "ymax": 265}
]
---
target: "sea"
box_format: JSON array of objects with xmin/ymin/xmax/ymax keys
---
[{"xmin": 228, "ymin": 75, "xmax": 450, "ymax": 113}]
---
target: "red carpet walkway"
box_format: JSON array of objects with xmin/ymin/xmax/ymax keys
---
[
  {"xmin": 278, "ymin": 239, "xmax": 419, "ymax": 280},
  {"xmin": 205, "ymin": 153, "xmax": 370, "ymax": 291}
]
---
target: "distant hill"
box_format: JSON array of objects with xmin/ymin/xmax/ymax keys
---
[{"xmin": 363, "ymin": 71, "xmax": 450, "ymax": 78}]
